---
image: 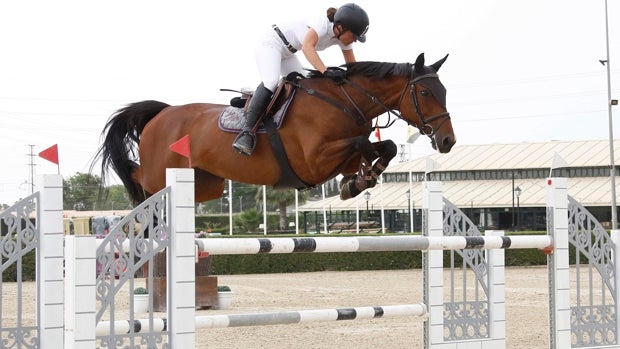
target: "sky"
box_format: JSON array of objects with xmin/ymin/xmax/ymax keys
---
[{"xmin": 0, "ymin": 0, "xmax": 618, "ymax": 205}]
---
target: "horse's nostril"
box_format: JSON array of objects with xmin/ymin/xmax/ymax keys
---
[{"xmin": 441, "ymin": 136, "xmax": 456, "ymax": 152}]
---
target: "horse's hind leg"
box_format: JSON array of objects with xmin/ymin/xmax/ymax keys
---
[
  {"xmin": 340, "ymin": 140, "xmax": 397, "ymax": 200},
  {"xmin": 194, "ymin": 169, "xmax": 227, "ymax": 202},
  {"xmin": 123, "ymin": 162, "xmax": 151, "ymax": 204}
]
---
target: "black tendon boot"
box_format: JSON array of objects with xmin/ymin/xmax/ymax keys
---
[{"xmin": 232, "ymin": 83, "xmax": 273, "ymax": 156}]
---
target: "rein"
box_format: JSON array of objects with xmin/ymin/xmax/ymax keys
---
[
  {"xmin": 286, "ymin": 80, "xmax": 368, "ymax": 125},
  {"xmin": 345, "ymin": 72, "xmax": 451, "ymax": 138}
]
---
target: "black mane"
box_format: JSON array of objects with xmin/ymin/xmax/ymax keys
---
[
  {"xmin": 344, "ymin": 61, "xmax": 412, "ymax": 78},
  {"xmin": 305, "ymin": 62, "xmax": 412, "ymax": 80}
]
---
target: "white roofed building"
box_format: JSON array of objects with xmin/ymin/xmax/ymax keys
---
[{"xmin": 297, "ymin": 139, "xmax": 620, "ymax": 232}]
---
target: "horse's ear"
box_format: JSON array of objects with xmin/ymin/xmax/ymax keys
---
[
  {"xmin": 430, "ymin": 54, "xmax": 449, "ymax": 72},
  {"xmin": 414, "ymin": 53, "xmax": 425, "ymax": 74}
]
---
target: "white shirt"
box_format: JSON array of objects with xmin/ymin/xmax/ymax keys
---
[
  {"xmin": 275, "ymin": 15, "xmax": 353, "ymax": 53},
  {"xmin": 255, "ymin": 14, "xmax": 353, "ymax": 91}
]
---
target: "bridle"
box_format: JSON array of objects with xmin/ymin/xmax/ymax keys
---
[
  {"xmin": 396, "ymin": 73, "xmax": 451, "ymax": 137},
  {"xmin": 289, "ymin": 71, "xmax": 451, "ymax": 139}
]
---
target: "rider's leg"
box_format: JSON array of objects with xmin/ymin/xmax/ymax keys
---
[
  {"xmin": 232, "ymin": 83, "xmax": 273, "ymax": 156},
  {"xmin": 232, "ymin": 42, "xmax": 300, "ymax": 156}
]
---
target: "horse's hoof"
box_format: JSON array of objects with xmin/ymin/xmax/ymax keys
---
[
  {"xmin": 339, "ymin": 175, "xmax": 355, "ymax": 189},
  {"xmin": 339, "ymin": 175, "xmax": 356, "ymax": 200},
  {"xmin": 340, "ymin": 185, "xmax": 351, "ymax": 200},
  {"xmin": 340, "ymin": 181, "xmax": 362, "ymax": 200}
]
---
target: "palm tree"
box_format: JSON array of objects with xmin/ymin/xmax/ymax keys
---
[{"xmin": 255, "ymin": 187, "xmax": 308, "ymax": 230}]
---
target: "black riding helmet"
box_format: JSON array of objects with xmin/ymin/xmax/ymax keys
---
[{"xmin": 334, "ymin": 3, "xmax": 369, "ymax": 43}]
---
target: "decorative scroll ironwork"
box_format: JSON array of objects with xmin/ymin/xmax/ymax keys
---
[
  {"xmin": 0, "ymin": 194, "xmax": 39, "ymax": 349},
  {"xmin": 442, "ymin": 198, "xmax": 489, "ymax": 341},
  {"xmin": 96, "ymin": 188, "xmax": 171, "ymax": 349},
  {"xmin": 568, "ymin": 196, "xmax": 617, "ymax": 347}
]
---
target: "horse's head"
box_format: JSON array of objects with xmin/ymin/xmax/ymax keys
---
[
  {"xmin": 403, "ymin": 53, "xmax": 455, "ymax": 153},
  {"xmin": 337, "ymin": 54, "xmax": 456, "ymax": 153}
]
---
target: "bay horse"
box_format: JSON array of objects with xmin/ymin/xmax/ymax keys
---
[{"xmin": 93, "ymin": 53, "xmax": 455, "ymax": 204}]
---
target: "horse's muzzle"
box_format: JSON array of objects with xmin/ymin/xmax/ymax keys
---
[{"xmin": 435, "ymin": 134, "xmax": 456, "ymax": 153}]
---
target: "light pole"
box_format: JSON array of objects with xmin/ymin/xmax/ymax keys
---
[
  {"xmin": 364, "ymin": 191, "xmax": 371, "ymax": 222},
  {"xmin": 511, "ymin": 172, "xmax": 516, "ymax": 229},
  {"xmin": 405, "ymin": 189, "xmax": 412, "ymax": 233},
  {"xmin": 602, "ymin": 0, "xmax": 618, "ymax": 229},
  {"xmin": 514, "ymin": 186, "xmax": 522, "ymax": 229},
  {"xmin": 220, "ymin": 190, "xmax": 228, "ymax": 214},
  {"xmin": 412, "ymin": 200, "xmax": 415, "ymax": 233}
]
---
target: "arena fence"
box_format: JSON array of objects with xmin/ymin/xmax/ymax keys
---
[{"xmin": 2, "ymin": 170, "xmax": 619, "ymax": 349}]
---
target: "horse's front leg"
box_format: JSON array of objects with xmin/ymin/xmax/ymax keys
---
[{"xmin": 340, "ymin": 139, "xmax": 397, "ymax": 200}]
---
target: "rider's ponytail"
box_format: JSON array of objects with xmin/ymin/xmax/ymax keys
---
[{"xmin": 327, "ymin": 7, "xmax": 337, "ymax": 22}]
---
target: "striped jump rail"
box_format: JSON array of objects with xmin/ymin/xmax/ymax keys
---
[
  {"xmin": 194, "ymin": 235, "xmax": 552, "ymax": 255},
  {"xmin": 96, "ymin": 303, "xmax": 427, "ymax": 335}
]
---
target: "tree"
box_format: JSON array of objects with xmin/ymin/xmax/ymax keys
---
[
  {"xmin": 63, "ymin": 173, "xmax": 102, "ymax": 210},
  {"xmin": 234, "ymin": 208, "xmax": 261, "ymax": 233},
  {"xmin": 102, "ymin": 185, "xmax": 134, "ymax": 211},
  {"xmin": 63, "ymin": 173, "xmax": 133, "ymax": 211},
  {"xmin": 255, "ymin": 187, "xmax": 308, "ymax": 230},
  {"xmin": 197, "ymin": 182, "xmax": 262, "ymax": 214}
]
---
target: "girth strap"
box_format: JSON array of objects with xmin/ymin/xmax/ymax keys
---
[{"xmin": 264, "ymin": 120, "xmax": 313, "ymax": 190}]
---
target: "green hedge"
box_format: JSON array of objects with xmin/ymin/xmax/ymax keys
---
[
  {"xmin": 2, "ymin": 250, "xmax": 36, "ymax": 282},
  {"xmin": 209, "ymin": 248, "xmax": 553, "ymax": 275},
  {"xmin": 210, "ymin": 251, "xmax": 423, "ymax": 274}
]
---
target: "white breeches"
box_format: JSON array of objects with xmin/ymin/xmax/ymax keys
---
[{"xmin": 255, "ymin": 36, "xmax": 303, "ymax": 92}]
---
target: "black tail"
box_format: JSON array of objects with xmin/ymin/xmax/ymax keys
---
[{"xmin": 91, "ymin": 100, "xmax": 170, "ymax": 204}]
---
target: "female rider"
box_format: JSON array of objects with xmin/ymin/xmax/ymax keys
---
[{"xmin": 232, "ymin": 3, "xmax": 370, "ymax": 156}]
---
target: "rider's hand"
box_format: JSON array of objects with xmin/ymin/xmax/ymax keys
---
[{"xmin": 323, "ymin": 67, "xmax": 346, "ymax": 84}]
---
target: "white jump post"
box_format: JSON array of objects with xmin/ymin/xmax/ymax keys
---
[
  {"xmin": 64, "ymin": 169, "xmax": 197, "ymax": 348},
  {"xmin": 64, "ymin": 235, "xmax": 96, "ymax": 348},
  {"xmin": 166, "ymin": 168, "xmax": 197, "ymax": 348},
  {"xmin": 37, "ymin": 174, "xmax": 65, "ymax": 348},
  {"xmin": 614, "ymin": 229, "xmax": 620, "ymax": 348},
  {"xmin": 423, "ymin": 180, "xmax": 444, "ymax": 349},
  {"xmin": 486, "ymin": 229, "xmax": 507, "ymax": 348},
  {"xmin": 424, "ymin": 181, "xmax": 506, "ymax": 349},
  {"xmin": 546, "ymin": 177, "xmax": 571, "ymax": 348}
]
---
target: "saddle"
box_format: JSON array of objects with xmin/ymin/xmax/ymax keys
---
[
  {"xmin": 218, "ymin": 73, "xmax": 300, "ymax": 133},
  {"xmin": 219, "ymin": 73, "xmax": 312, "ymax": 190}
]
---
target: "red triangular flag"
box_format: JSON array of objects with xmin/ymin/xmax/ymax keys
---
[
  {"xmin": 39, "ymin": 144, "xmax": 59, "ymax": 165},
  {"xmin": 169, "ymin": 134, "xmax": 192, "ymax": 167},
  {"xmin": 374, "ymin": 127, "xmax": 382, "ymax": 141}
]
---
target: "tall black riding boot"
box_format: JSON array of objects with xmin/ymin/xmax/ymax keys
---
[{"xmin": 232, "ymin": 83, "xmax": 273, "ymax": 156}]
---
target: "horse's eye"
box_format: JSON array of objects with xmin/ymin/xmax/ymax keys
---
[{"xmin": 420, "ymin": 90, "xmax": 431, "ymax": 97}]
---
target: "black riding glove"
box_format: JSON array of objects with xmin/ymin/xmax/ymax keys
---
[{"xmin": 323, "ymin": 67, "xmax": 346, "ymax": 84}]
